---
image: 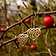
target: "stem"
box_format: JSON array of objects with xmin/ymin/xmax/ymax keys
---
[{"xmin": 45, "ymin": 29, "xmax": 53, "ymax": 56}]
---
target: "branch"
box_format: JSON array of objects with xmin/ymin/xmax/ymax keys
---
[
  {"xmin": 36, "ymin": 11, "xmax": 56, "ymax": 15},
  {"xmin": 40, "ymin": 24, "xmax": 56, "ymax": 30},
  {"xmin": 0, "ymin": 36, "xmax": 18, "ymax": 47}
]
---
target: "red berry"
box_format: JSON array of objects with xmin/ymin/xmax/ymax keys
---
[
  {"xmin": 30, "ymin": 45, "xmax": 37, "ymax": 50},
  {"xmin": 20, "ymin": 47, "xmax": 26, "ymax": 52},
  {"xmin": 43, "ymin": 15, "xmax": 54, "ymax": 27},
  {"xmin": 25, "ymin": 18, "xmax": 31, "ymax": 23},
  {"xmin": 6, "ymin": 18, "xmax": 10, "ymax": 22},
  {"xmin": 53, "ymin": 28, "xmax": 56, "ymax": 31},
  {"xmin": 1, "ymin": 28, "xmax": 6, "ymax": 31},
  {"xmin": 17, "ymin": 5, "xmax": 20, "ymax": 9}
]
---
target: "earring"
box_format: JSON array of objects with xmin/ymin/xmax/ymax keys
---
[
  {"xmin": 17, "ymin": 34, "xmax": 28, "ymax": 46},
  {"xmin": 27, "ymin": 28, "xmax": 41, "ymax": 41}
]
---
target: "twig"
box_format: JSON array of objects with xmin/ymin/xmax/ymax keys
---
[
  {"xmin": 18, "ymin": 13, "xmax": 29, "ymax": 28},
  {"xmin": 32, "ymin": 51, "xmax": 56, "ymax": 56},
  {"xmin": 40, "ymin": 0, "xmax": 52, "ymax": 11},
  {"xmin": 4, "ymin": 0, "xmax": 7, "ymax": 19},
  {"xmin": 22, "ymin": 2, "xmax": 30, "ymax": 13},
  {"xmin": 0, "ymin": 36, "xmax": 18, "ymax": 47},
  {"xmin": 36, "ymin": 10, "xmax": 56, "ymax": 15},
  {"xmin": 45, "ymin": 29, "xmax": 53, "ymax": 56}
]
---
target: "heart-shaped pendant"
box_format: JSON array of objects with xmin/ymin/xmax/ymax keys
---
[
  {"xmin": 17, "ymin": 34, "xmax": 28, "ymax": 46},
  {"xmin": 27, "ymin": 28, "xmax": 41, "ymax": 41}
]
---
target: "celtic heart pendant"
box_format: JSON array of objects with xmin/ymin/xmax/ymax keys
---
[
  {"xmin": 27, "ymin": 28, "xmax": 41, "ymax": 41},
  {"xmin": 17, "ymin": 34, "xmax": 28, "ymax": 46}
]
